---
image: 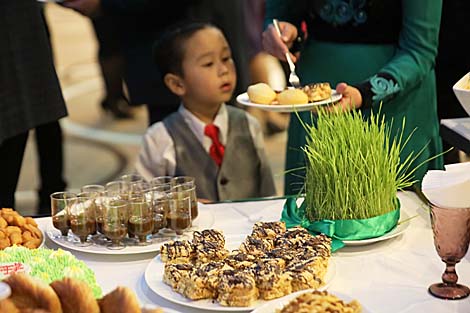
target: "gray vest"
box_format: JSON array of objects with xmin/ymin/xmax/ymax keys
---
[{"xmin": 163, "ymin": 106, "xmax": 275, "ymax": 201}]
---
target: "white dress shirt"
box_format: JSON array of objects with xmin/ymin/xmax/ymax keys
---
[{"xmin": 135, "ymin": 103, "xmax": 268, "ymax": 181}]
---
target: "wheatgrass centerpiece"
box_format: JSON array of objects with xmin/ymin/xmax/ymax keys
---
[{"xmin": 282, "ymin": 107, "xmax": 422, "ymax": 250}]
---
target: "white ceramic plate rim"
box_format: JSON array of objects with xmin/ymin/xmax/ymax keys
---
[
  {"xmin": 236, "ymin": 90, "xmax": 342, "ymax": 112},
  {"xmin": 342, "ymin": 210, "xmax": 411, "ymax": 246},
  {"xmin": 251, "ymin": 289, "xmax": 372, "ymax": 313},
  {"xmin": 144, "ymin": 235, "xmax": 336, "ymax": 312},
  {"xmin": 45, "ymin": 209, "xmax": 214, "ymax": 255}
]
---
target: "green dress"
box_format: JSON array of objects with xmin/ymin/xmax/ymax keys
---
[{"xmin": 265, "ymin": 0, "xmax": 444, "ymax": 195}]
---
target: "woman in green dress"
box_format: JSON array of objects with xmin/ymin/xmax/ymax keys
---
[{"xmin": 262, "ymin": 0, "xmax": 444, "ymax": 195}]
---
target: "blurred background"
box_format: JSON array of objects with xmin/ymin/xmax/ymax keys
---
[{"xmin": 16, "ymin": 3, "xmax": 289, "ymax": 215}]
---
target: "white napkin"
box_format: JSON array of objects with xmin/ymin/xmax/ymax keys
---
[{"xmin": 422, "ymin": 162, "xmax": 470, "ymax": 208}]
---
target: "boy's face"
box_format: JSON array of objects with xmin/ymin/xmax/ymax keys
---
[{"xmin": 179, "ymin": 27, "xmax": 237, "ymax": 108}]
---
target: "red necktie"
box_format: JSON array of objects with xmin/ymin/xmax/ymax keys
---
[{"xmin": 204, "ymin": 124, "xmax": 225, "ymax": 166}]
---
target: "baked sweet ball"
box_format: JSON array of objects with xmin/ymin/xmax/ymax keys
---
[{"xmin": 247, "ymin": 83, "xmax": 277, "ymax": 104}]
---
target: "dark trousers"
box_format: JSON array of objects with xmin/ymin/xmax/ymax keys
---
[
  {"xmin": 0, "ymin": 131, "xmax": 29, "ymax": 209},
  {"xmin": 35, "ymin": 121, "xmax": 67, "ymax": 215}
]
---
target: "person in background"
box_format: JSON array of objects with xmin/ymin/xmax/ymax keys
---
[
  {"xmin": 91, "ymin": 13, "xmax": 132, "ymax": 118},
  {"xmin": 242, "ymin": 0, "xmax": 289, "ymax": 136},
  {"xmin": 262, "ymin": 0, "xmax": 444, "ymax": 195},
  {"xmin": 0, "ymin": 0, "xmax": 68, "ymax": 211},
  {"xmin": 135, "ymin": 21, "xmax": 276, "ymax": 201},
  {"xmin": 435, "ymin": 0, "xmax": 470, "ymax": 164},
  {"xmin": 62, "ymin": 0, "xmax": 200, "ymax": 125}
]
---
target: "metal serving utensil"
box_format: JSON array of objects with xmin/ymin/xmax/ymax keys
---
[{"xmin": 272, "ymin": 19, "xmax": 301, "ymax": 88}]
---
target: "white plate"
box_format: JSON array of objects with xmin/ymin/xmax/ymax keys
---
[
  {"xmin": 236, "ymin": 90, "xmax": 342, "ymax": 113},
  {"xmin": 342, "ymin": 211, "xmax": 411, "ymax": 246},
  {"xmin": 46, "ymin": 209, "xmax": 214, "ymax": 255},
  {"xmin": 141, "ymin": 305, "xmax": 183, "ymax": 313},
  {"xmin": 144, "ymin": 235, "xmax": 336, "ymax": 312},
  {"xmin": 251, "ymin": 289, "xmax": 372, "ymax": 313}
]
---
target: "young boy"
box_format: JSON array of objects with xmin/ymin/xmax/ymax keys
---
[{"xmin": 135, "ymin": 21, "xmax": 276, "ymax": 201}]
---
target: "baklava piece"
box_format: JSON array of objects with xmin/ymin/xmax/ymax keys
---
[
  {"xmin": 192, "ymin": 240, "xmax": 230, "ymax": 264},
  {"xmin": 177, "ymin": 261, "xmax": 228, "ymax": 300},
  {"xmin": 216, "ymin": 270, "xmax": 259, "ymax": 307},
  {"xmin": 192, "ymin": 229, "xmax": 225, "ymax": 249},
  {"xmin": 160, "ymin": 240, "xmax": 193, "ymax": 263},
  {"xmin": 163, "ymin": 263, "xmax": 193, "ymax": 290},
  {"xmin": 251, "ymin": 221, "xmax": 286, "ymax": 239}
]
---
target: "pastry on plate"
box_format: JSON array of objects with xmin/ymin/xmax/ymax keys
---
[
  {"xmin": 163, "ymin": 263, "xmax": 194, "ymax": 290},
  {"xmin": 3, "ymin": 273, "xmax": 62, "ymax": 313},
  {"xmin": 251, "ymin": 221, "xmax": 287, "ymax": 239},
  {"xmin": 160, "ymin": 240, "xmax": 193, "ymax": 263},
  {"xmin": 302, "ymin": 82, "xmax": 332, "ymax": 102},
  {"xmin": 216, "ymin": 270, "xmax": 259, "ymax": 307},
  {"xmin": 50, "ymin": 277, "xmax": 99, "ymax": 313},
  {"xmin": 247, "ymin": 83, "xmax": 277, "ymax": 104},
  {"xmin": 277, "ymin": 88, "xmax": 309, "ymax": 105},
  {"xmin": 98, "ymin": 286, "xmax": 141, "ymax": 313},
  {"xmin": 277, "ymin": 290, "xmax": 362, "ymax": 313}
]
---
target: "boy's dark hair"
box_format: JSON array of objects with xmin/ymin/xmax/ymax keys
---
[{"xmin": 153, "ymin": 20, "xmax": 215, "ymax": 79}]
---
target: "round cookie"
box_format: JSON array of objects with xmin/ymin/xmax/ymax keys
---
[
  {"xmin": 247, "ymin": 83, "xmax": 277, "ymax": 104},
  {"xmin": 277, "ymin": 89, "xmax": 309, "ymax": 105}
]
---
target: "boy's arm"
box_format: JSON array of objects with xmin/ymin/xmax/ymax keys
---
[{"xmin": 134, "ymin": 123, "xmax": 176, "ymax": 180}]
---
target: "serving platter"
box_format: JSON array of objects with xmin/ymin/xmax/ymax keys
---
[
  {"xmin": 144, "ymin": 235, "xmax": 336, "ymax": 312},
  {"xmin": 46, "ymin": 209, "xmax": 214, "ymax": 255},
  {"xmin": 342, "ymin": 211, "xmax": 411, "ymax": 246},
  {"xmin": 236, "ymin": 90, "xmax": 342, "ymax": 113}
]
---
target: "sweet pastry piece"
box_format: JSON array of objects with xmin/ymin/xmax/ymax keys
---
[
  {"xmin": 239, "ymin": 235, "xmax": 273, "ymax": 257},
  {"xmin": 250, "ymin": 260, "xmax": 292, "ymax": 300},
  {"xmin": 192, "ymin": 229, "xmax": 225, "ymax": 249},
  {"xmin": 251, "ymin": 221, "xmax": 286, "ymax": 239},
  {"xmin": 163, "ymin": 263, "xmax": 194, "ymax": 290},
  {"xmin": 277, "ymin": 88, "xmax": 309, "ymax": 105},
  {"xmin": 50, "ymin": 277, "xmax": 100, "ymax": 313},
  {"xmin": 247, "ymin": 83, "xmax": 277, "ymax": 104},
  {"xmin": 216, "ymin": 270, "xmax": 259, "ymax": 307},
  {"xmin": 224, "ymin": 250, "xmax": 257, "ymax": 270},
  {"xmin": 192, "ymin": 240, "xmax": 230, "ymax": 264},
  {"xmin": 98, "ymin": 286, "xmax": 141, "ymax": 313},
  {"xmin": 160, "ymin": 240, "xmax": 193, "ymax": 263},
  {"xmin": 302, "ymin": 82, "xmax": 332, "ymax": 102},
  {"xmin": 286, "ymin": 258, "xmax": 326, "ymax": 292},
  {"xmin": 4, "ymin": 273, "xmax": 62, "ymax": 313},
  {"xmin": 0, "ymin": 298, "xmax": 20, "ymax": 313},
  {"xmin": 141, "ymin": 308, "xmax": 164, "ymax": 313},
  {"xmin": 277, "ymin": 290, "xmax": 362, "ymax": 313},
  {"xmin": 177, "ymin": 261, "xmax": 228, "ymax": 300}
]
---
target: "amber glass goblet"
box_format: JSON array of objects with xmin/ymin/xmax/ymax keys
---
[
  {"xmin": 429, "ymin": 202, "xmax": 470, "ymax": 300},
  {"xmin": 50, "ymin": 191, "xmax": 77, "ymax": 239}
]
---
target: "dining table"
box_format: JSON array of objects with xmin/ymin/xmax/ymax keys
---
[{"xmin": 35, "ymin": 190, "xmax": 470, "ymax": 313}]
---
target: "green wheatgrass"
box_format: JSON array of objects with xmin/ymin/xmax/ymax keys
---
[
  {"xmin": 301, "ymin": 107, "xmax": 419, "ymax": 221},
  {"xmin": 0, "ymin": 246, "xmax": 102, "ymax": 298}
]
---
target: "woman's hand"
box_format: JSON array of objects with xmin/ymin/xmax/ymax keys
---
[
  {"xmin": 262, "ymin": 21, "xmax": 299, "ymax": 63},
  {"xmin": 330, "ymin": 83, "xmax": 363, "ymax": 111}
]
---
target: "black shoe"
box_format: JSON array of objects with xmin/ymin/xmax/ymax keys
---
[{"xmin": 101, "ymin": 98, "xmax": 133, "ymax": 119}]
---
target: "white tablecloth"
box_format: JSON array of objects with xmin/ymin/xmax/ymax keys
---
[{"xmin": 36, "ymin": 191, "xmax": 470, "ymax": 313}]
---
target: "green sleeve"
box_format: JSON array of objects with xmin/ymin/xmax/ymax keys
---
[
  {"xmin": 355, "ymin": 0, "xmax": 442, "ymax": 107},
  {"xmin": 381, "ymin": 0, "xmax": 442, "ymax": 94}
]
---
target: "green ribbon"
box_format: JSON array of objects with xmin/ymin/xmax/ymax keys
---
[{"xmin": 281, "ymin": 198, "xmax": 400, "ymax": 252}]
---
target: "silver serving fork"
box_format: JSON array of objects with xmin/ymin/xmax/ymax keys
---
[{"xmin": 272, "ymin": 19, "xmax": 301, "ymax": 88}]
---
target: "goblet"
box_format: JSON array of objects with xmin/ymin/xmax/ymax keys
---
[
  {"xmin": 69, "ymin": 192, "xmax": 97, "ymax": 246},
  {"xmin": 102, "ymin": 198, "xmax": 128, "ymax": 250},
  {"xmin": 145, "ymin": 185, "xmax": 170, "ymax": 238},
  {"xmin": 171, "ymin": 176, "xmax": 198, "ymax": 220},
  {"xmin": 166, "ymin": 190, "xmax": 192, "ymax": 240},
  {"xmin": 128, "ymin": 193, "xmax": 154, "ymax": 245},
  {"xmin": 428, "ymin": 202, "xmax": 470, "ymax": 300},
  {"xmin": 50, "ymin": 191, "xmax": 77, "ymax": 239}
]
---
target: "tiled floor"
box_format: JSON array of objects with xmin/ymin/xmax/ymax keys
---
[{"xmin": 15, "ymin": 4, "xmax": 288, "ymax": 215}]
